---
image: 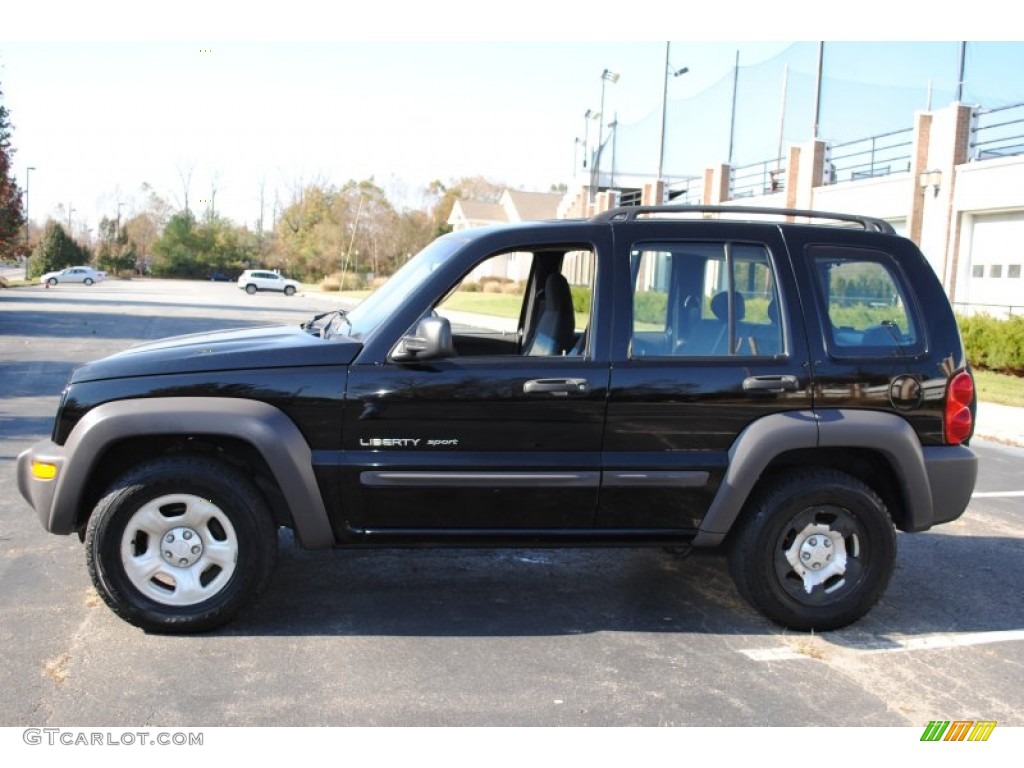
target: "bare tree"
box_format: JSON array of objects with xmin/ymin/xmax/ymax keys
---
[
  {"xmin": 175, "ymin": 162, "xmax": 195, "ymax": 214},
  {"xmin": 208, "ymin": 170, "xmax": 221, "ymax": 219}
]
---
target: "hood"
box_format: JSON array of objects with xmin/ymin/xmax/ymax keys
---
[{"xmin": 70, "ymin": 324, "xmax": 361, "ymax": 383}]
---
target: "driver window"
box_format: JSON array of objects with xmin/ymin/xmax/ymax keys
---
[{"xmin": 434, "ymin": 246, "xmax": 595, "ymax": 357}]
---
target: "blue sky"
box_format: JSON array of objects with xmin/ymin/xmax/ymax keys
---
[{"xmin": 1, "ymin": 3, "xmax": 1017, "ymax": 237}]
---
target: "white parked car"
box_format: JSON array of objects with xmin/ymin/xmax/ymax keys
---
[
  {"xmin": 40, "ymin": 266, "xmax": 106, "ymax": 286},
  {"xmin": 237, "ymin": 269, "xmax": 301, "ymax": 296}
]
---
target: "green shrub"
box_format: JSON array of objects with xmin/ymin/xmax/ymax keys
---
[
  {"xmin": 567, "ymin": 286, "xmax": 590, "ymax": 315},
  {"xmin": 634, "ymin": 291, "xmax": 668, "ymax": 326},
  {"xmin": 957, "ymin": 314, "xmax": 1024, "ymax": 375}
]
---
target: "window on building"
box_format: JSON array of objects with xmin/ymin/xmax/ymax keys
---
[
  {"xmin": 990, "ymin": 265, "xmax": 1003, "ymax": 278},
  {"xmin": 1009, "ymin": 265, "xmax": 1021, "ymax": 279},
  {"xmin": 973, "ymin": 265, "xmax": 985, "ymax": 278}
]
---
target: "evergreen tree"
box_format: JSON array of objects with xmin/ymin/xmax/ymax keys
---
[
  {"xmin": 28, "ymin": 220, "xmax": 89, "ymax": 278},
  {"xmin": 0, "ymin": 82, "xmax": 27, "ymax": 261}
]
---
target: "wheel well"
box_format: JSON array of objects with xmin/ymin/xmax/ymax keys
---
[
  {"xmin": 757, "ymin": 448, "xmax": 908, "ymax": 531},
  {"xmin": 78, "ymin": 435, "xmax": 295, "ymax": 534}
]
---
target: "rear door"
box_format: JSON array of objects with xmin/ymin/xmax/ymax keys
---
[{"xmin": 599, "ymin": 222, "xmax": 813, "ymax": 531}]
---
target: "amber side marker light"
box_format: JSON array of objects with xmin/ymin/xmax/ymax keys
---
[
  {"xmin": 944, "ymin": 371, "xmax": 975, "ymax": 445},
  {"xmin": 31, "ymin": 461, "xmax": 58, "ymax": 481}
]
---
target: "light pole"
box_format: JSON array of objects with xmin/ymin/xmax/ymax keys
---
[
  {"xmin": 23, "ymin": 166, "xmax": 35, "ymax": 278},
  {"xmin": 593, "ymin": 69, "xmax": 619, "ymax": 195},
  {"xmin": 609, "ymin": 115, "xmax": 619, "ymax": 188},
  {"xmin": 582, "ymin": 108, "xmax": 600, "ymax": 172},
  {"xmin": 658, "ymin": 43, "xmax": 689, "ymax": 183}
]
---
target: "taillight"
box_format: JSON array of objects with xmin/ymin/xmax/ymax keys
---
[{"xmin": 944, "ymin": 371, "xmax": 975, "ymax": 444}]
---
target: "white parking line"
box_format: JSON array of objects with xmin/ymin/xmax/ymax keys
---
[
  {"xmin": 971, "ymin": 491, "xmax": 1024, "ymax": 498},
  {"xmin": 739, "ymin": 629, "xmax": 1024, "ymax": 661}
]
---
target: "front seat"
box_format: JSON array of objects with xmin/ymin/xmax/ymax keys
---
[{"xmin": 523, "ymin": 273, "xmax": 576, "ymax": 356}]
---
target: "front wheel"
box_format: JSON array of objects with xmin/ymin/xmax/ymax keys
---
[
  {"xmin": 283, "ymin": 285, "xmax": 296, "ymax": 296},
  {"xmin": 85, "ymin": 456, "xmax": 278, "ymax": 633},
  {"xmin": 728, "ymin": 469, "xmax": 896, "ymax": 631},
  {"xmin": 47, "ymin": 277, "xmax": 57, "ymax": 286},
  {"xmin": 245, "ymin": 284, "xmax": 257, "ymax": 295}
]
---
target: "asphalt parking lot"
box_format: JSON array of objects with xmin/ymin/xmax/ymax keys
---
[{"xmin": 1, "ymin": 278, "xmax": 1022, "ymax": 729}]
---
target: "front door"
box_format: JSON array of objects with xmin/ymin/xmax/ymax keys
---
[{"xmin": 342, "ymin": 231, "xmax": 612, "ymax": 534}]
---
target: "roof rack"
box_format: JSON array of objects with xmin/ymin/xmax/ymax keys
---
[{"xmin": 591, "ymin": 204, "xmax": 895, "ymax": 234}]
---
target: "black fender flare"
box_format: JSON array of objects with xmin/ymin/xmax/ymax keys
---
[
  {"xmin": 691, "ymin": 409, "xmax": 955, "ymax": 547},
  {"xmin": 43, "ymin": 397, "xmax": 335, "ymax": 548}
]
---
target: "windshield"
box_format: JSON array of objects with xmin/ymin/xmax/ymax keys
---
[{"xmin": 340, "ymin": 235, "xmax": 465, "ymax": 339}]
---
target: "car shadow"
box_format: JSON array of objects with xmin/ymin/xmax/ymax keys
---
[{"xmin": 221, "ymin": 530, "xmax": 1024, "ymax": 640}]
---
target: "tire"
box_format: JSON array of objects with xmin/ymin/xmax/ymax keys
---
[
  {"xmin": 47, "ymin": 277, "xmax": 57, "ymax": 286},
  {"xmin": 85, "ymin": 456, "xmax": 278, "ymax": 633},
  {"xmin": 284, "ymin": 285, "xmax": 296, "ymax": 296},
  {"xmin": 728, "ymin": 469, "xmax": 896, "ymax": 631},
  {"xmin": 245, "ymin": 284, "xmax": 257, "ymax": 295},
  {"xmin": 84, "ymin": 277, "xmax": 94, "ymax": 286}
]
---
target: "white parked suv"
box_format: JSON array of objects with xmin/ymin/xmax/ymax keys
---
[
  {"xmin": 40, "ymin": 266, "xmax": 106, "ymax": 286},
  {"xmin": 237, "ymin": 269, "xmax": 301, "ymax": 296}
]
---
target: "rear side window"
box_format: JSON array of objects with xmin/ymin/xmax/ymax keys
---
[
  {"xmin": 630, "ymin": 241, "xmax": 784, "ymax": 358},
  {"xmin": 809, "ymin": 246, "xmax": 923, "ymax": 357}
]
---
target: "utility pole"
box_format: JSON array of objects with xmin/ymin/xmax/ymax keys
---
[
  {"xmin": 956, "ymin": 41, "xmax": 966, "ymax": 102},
  {"xmin": 658, "ymin": 42, "xmax": 689, "ymax": 183},
  {"xmin": 812, "ymin": 42, "xmax": 824, "ymax": 139},
  {"xmin": 728, "ymin": 50, "xmax": 740, "ymax": 165},
  {"xmin": 593, "ymin": 69, "xmax": 620, "ymax": 196}
]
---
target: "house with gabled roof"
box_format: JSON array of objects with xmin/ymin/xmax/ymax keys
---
[
  {"xmin": 448, "ymin": 189, "xmax": 561, "ymax": 232},
  {"xmin": 448, "ymin": 190, "xmax": 563, "ymax": 283}
]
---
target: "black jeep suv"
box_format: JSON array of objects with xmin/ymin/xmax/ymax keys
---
[{"xmin": 18, "ymin": 205, "xmax": 978, "ymax": 633}]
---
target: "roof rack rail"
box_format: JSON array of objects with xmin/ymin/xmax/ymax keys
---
[{"xmin": 591, "ymin": 204, "xmax": 895, "ymax": 234}]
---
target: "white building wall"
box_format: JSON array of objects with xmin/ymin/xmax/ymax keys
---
[{"xmin": 810, "ymin": 174, "xmax": 909, "ymax": 221}]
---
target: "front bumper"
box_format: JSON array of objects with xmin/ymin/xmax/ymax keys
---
[{"xmin": 17, "ymin": 440, "xmax": 74, "ymax": 534}]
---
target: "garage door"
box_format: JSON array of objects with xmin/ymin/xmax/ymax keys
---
[{"xmin": 963, "ymin": 211, "xmax": 1024, "ymax": 314}]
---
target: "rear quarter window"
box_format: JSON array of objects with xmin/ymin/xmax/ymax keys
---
[{"xmin": 808, "ymin": 245, "xmax": 925, "ymax": 358}]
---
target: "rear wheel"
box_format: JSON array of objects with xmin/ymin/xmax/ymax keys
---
[
  {"xmin": 84, "ymin": 277, "xmax": 94, "ymax": 286},
  {"xmin": 728, "ymin": 469, "xmax": 896, "ymax": 631},
  {"xmin": 85, "ymin": 456, "xmax": 278, "ymax": 633}
]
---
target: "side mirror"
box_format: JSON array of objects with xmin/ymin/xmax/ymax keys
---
[{"xmin": 391, "ymin": 315, "xmax": 454, "ymax": 362}]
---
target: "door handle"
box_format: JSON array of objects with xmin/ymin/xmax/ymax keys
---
[
  {"xmin": 523, "ymin": 378, "xmax": 589, "ymax": 396},
  {"xmin": 742, "ymin": 375, "xmax": 799, "ymax": 394}
]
